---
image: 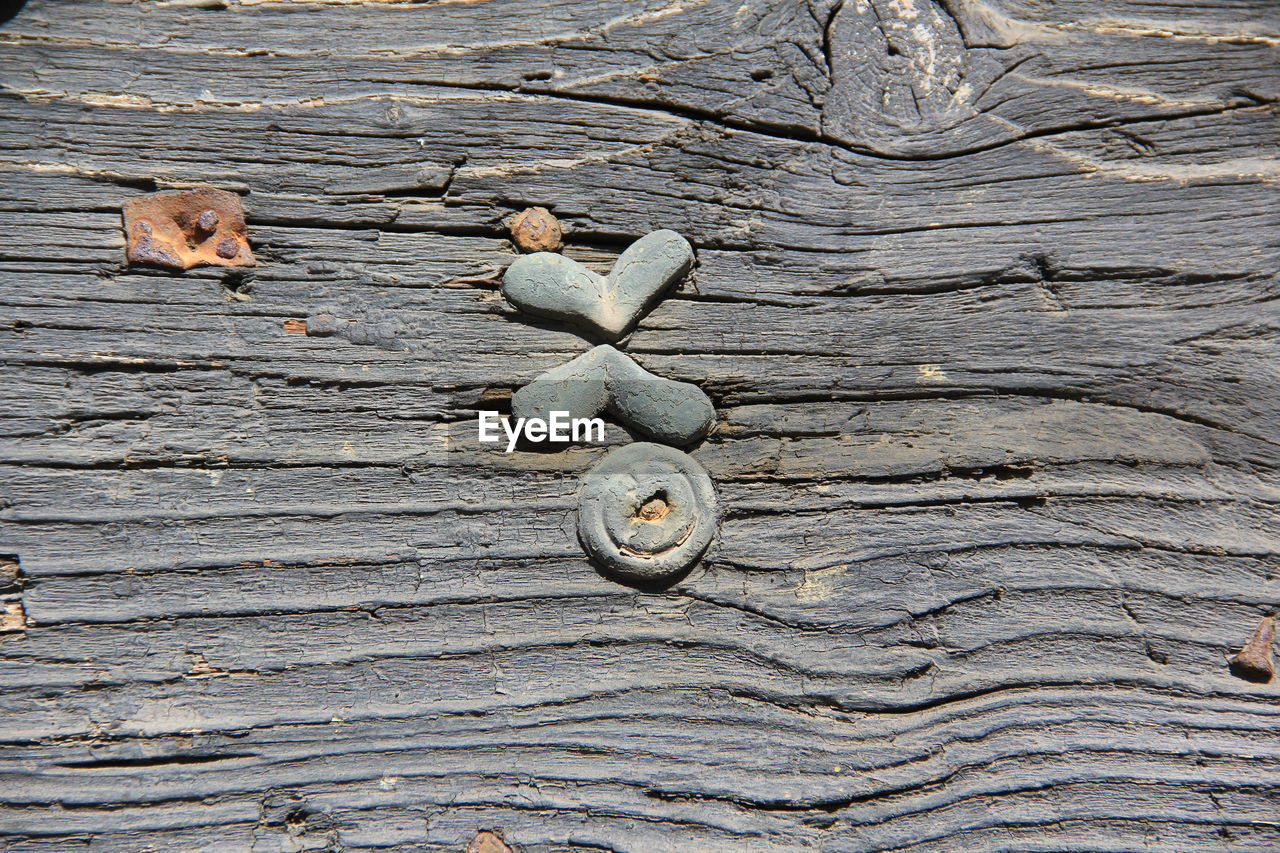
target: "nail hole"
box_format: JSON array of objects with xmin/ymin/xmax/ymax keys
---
[{"xmin": 750, "ymin": 68, "xmax": 773, "ymax": 82}]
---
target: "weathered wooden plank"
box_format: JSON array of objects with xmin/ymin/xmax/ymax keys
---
[{"xmin": 1, "ymin": 0, "xmax": 1277, "ymax": 849}]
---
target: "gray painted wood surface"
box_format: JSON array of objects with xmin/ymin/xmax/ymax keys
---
[{"xmin": 1, "ymin": 0, "xmax": 1278, "ymax": 849}]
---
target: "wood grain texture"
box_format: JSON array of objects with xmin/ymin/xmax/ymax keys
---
[{"xmin": 1, "ymin": 0, "xmax": 1278, "ymax": 850}]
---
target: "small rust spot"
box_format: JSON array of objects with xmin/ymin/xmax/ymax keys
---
[
  {"xmin": 465, "ymin": 830, "xmax": 514, "ymax": 853},
  {"xmin": 1, "ymin": 555, "xmax": 26, "ymax": 634},
  {"xmin": 122, "ymin": 187, "xmax": 255, "ymax": 270},
  {"xmin": 1230, "ymin": 615, "xmax": 1275, "ymax": 683},
  {"xmin": 186, "ymin": 652, "xmax": 221, "ymax": 677},
  {"xmin": 0, "ymin": 599, "xmax": 26, "ymax": 634},
  {"xmin": 636, "ymin": 494, "xmax": 670, "ymax": 522},
  {"xmin": 282, "ymin": 319, "xmax": 308, "ymax": 335},
  {"xmin": 510, "ymin": 206, "xmax": 562, "ymax": 253}
]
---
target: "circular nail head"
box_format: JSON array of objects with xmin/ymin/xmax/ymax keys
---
[
  {"xmin": 510, "ymin": 206, "xmax": 562, "ymax": 253},
  {"xmin": 578, "ymin": 442, "xmax": 718, "ymax": 585},
  {"xmin": 196, "ymin": 209, "xmax": 220, "ymax": 232},
  {"xmin": 215, "ymin": 237, "xmax": 240, "ymax": 259}
]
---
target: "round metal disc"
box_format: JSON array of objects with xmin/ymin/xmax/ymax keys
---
[{"xmin": 577, "ymin": 442, "xmax": 719, "ymax": 585}]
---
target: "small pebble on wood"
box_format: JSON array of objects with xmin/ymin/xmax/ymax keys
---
[
  {"xmin": 512, "ymin": 344, "xmax": 714, "ymax": 446},
  {"xmin": 503, "ymin": 229, "xmax": 693, "ymax": 340},
  {"xmin": 509, "ymin": 206, "xmax": 562, "ymax": 253}
]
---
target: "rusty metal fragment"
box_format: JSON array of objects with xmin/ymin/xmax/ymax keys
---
[
  {"xmin": 1230, "ymin": 615, "xmax": 1275, "ymax": 683},
  {"xmin": 123, "ymin": 187, "xmax": 255, "ymax": 270},
  {"xmin": 464, "ymin": 830, "xmax": 514, "ymax": 853},
  {"xmin": 510, "ymin": 206, "xmax": 562, "ymax": 253}
]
